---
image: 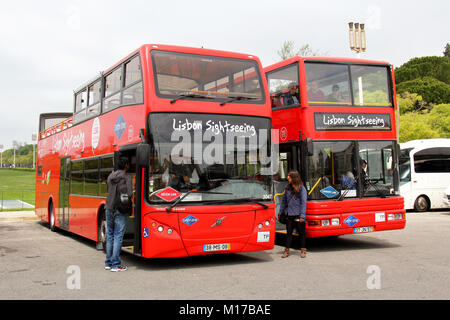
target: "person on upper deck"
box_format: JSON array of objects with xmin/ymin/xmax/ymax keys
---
[{"xmin": 307, "ymin": 80, "xmax": 326, "ymax": 103}]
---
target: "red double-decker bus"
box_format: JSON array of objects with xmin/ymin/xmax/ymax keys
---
[
  {"xmin": 36, "ymin": 44, "xmax": 275, "ymax": 258},
  {"xmin": 265, "ymin": 56, "xmax": 406, "ymax": 238}
]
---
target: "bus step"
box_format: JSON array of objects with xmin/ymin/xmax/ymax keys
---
[{"xmin": 122, "ymin": 246, "xmax": 134, "ymax": 254}]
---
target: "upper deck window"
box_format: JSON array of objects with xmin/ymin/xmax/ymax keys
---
[
  {"xmin": 151, "ymin": 50, "xmax": 265, "ymax": 105},
  {"xmin": 88, "ymin": 80, "xmax": 101, "ymax": 106},
  {"xmin": 304, "ymin": 62, "xmax": 392, "ymax": 107},
  {"xmin": 75, "ymin": 89, "xmax": 87, "ymax": 112},
  {"xmin": 350, "ymin": 65, "xmax": 391, "ymax": 106},
  {"xmin": 104, "ymin": 67, "xmax": 122, "ymax": 98},
  {"xmin": 123, "ymin": 55, "xmax": 143, "ymax": 105},
  {"xmin": 305, "ymin": 63, "xmax": 352, "ymax": 106},
  {"xmin": 266, "ymin": 63, "xmax": 300, "ymax": 108}
]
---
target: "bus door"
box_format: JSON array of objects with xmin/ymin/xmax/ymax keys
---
[
  {"xmin": 274, "ymin": 143, "xmax": 300, "ymax": 230},
  {"xmin": 115, "ymin": 149, "xmax": 138, "ymax": 251},
  {"xmin": 59, "ymin": 157, "xmax": 70, "ymax": 230}
]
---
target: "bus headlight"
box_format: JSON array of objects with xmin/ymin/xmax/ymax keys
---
[
  {"xmin": 322, "ymin": 219, "xmax": 330, "ymax": 226},
  {"xmin": 331, "ymin": 218, "xmax": 340, "ymax": 226},
  {"xmin": 157, "ymin": 226, "xmax": 164, "ymax": 232},
  {"xmin": 265, "ymin": 220, "xmax": 270, "ymax": 226}
]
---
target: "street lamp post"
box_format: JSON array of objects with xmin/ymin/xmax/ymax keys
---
[
  {"xmin": 32, "ymin": 134, "xmax": 37, "ymax": 169},
  {"xmin": 348, "ymin": 22, "xmax": 366, "ymax": 56},
  {"xmin": 348, "ymin": 22, "xmax": 367, "ymax": 105}
]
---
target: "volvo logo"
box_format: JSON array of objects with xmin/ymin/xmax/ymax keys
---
[{"xmin": 211, "ymin": 216, "xmax": 226, "ymax": 228}]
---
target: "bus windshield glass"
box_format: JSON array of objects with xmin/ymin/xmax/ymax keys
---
[
  {"xmin": 304, "ymin": 62, "xmax": 392, "ymax": 107},
  {"xmin": 399, "ymin": 148, "xmax": 412, "ymax": 185},
  {"xmin": 151, "ymin": 50, "xmax": 264, "ymax": 104},
  {"xmin": 148, "ymin": 113, "xmax": 272, "ymax": 203},
  {"xmin": 306, "ymin": 140, "xmax": 397, "ymax": 200}
]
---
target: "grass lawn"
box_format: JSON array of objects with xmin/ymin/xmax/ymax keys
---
[{"xmin": 0, "ymin": 168, "xmax": 35, "ymax": 206}]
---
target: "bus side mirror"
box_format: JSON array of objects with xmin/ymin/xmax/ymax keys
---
[
  {"xmin": 136, "ymin": 143, "xmax": 150, "ymax": 168},
  {"xmin": 305, "ymin": 138, "xmax": 313, "ymax": 156}
]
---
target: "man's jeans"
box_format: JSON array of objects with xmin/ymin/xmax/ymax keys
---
[{"xmin": 105, "ymin": 209, "xmax": 128, "ymax": 268}]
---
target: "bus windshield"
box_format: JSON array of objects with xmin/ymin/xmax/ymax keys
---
[
  {"xmin": 304, "ymin": 62, "xmax": 392, "ymax": 107},
  {"xmin": 306, "ymin": 140, "xmax": 397, "ymax": 200},
  {"xmin": 151, "ymin": 51, "xmax": 265, "ymax": 104},
  {"xmin": 148, "ymin": 113, "xmax": 272, "ymax": 203},
  {"xmin": 399, "ymin": 148, "xmax": 412, "ymax": 185}
]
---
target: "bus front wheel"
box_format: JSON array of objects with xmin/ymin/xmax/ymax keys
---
[{"xmin": 414, "ymin": 195, "xmax": 429, "ymax": 212}]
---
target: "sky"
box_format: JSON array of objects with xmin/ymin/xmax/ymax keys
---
[{"xmin": 0, "ymin": 0, "xmax": 448, "ymax": 150}]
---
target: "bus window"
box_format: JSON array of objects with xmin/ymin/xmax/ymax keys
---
[
  {"xmin": 359, "ymin": 141, "xmax": 396, "ymax": 197},
  {"xmin": 100, "ymin": 156, "xmax": 114, "ymax": 197},
  {"xmin": 75, "ymin": 89, "xmax": 87, "ymax": 112},
  {"xmin": 84, "ymin": 158, "xmax": 100, "ymax": 196},
  {"xmin": 124, "ymin": 56, "xmax": 141, "ymax": 86},
  {"xmin": 104, "ymin": 67, "xmax": 122, "ymax": 111},
  {"xmin": 266, "ymin": 63, "xmax": 299, "ymax": 108},
  {"xmin": 414, "ymin": 147, "xmax": 450, "ymax": 173},
  {"xmin": 123, "ymin": 55, "xmax": 143, "ymax": 105},
  {"xmin": 88, "ymin": 80, "xmax": 101, "ymax": 106},
  {"xmin": 71, "ymin": 160, "xmax": 84, "ymax": 195},
  {"xmin": 304, "ymin": 63, "xmax": 351, "ymax": 106},
  {"xmin": 399, "ymin": 149, "xmax": 411, "ymax": 184},
  {"xmin": 350, "ymin": 65, "xmax": 391, "ymax": 107},
  {"xmin": 151, "ymin": 51, "xmax": 264, "ymax": 104}
]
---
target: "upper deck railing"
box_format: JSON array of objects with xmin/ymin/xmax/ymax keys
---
[{"xmin": 39, "ymin": 117, "xmax": 73, "ymax": 140}]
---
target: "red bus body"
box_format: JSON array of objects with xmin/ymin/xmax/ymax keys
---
[
  {"xmin": 265, "ymin": 56, "xmax": 406, "ymax": 238},
  {"xmin": 36, "ymin": 44, "xmax": 275, "ymax": 258}
]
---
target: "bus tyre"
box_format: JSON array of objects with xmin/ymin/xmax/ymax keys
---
[
  {"xmin": 49, "ymin": 202, "xmax": 56, "ymax": 232},
  {"xmin": 414, "ymin": 195, "xmax": 429, "ymax": 212},
  {"xmin": 96, "ymin": 210, "xmax": 107, "ymax": 251}
]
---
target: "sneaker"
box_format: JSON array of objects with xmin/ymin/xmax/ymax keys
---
[
  {"xmin": 111, "ymin": 265, "xmax": 127, "ymax": 272},
  {"xmin": 104, "ymin": 266, "xmax": 111, "ymax": 270}
]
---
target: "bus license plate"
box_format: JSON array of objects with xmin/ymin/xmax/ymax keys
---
[
  {"xmin": 203, "ymin": 243, "xmax": 230, "ymax": 252},
  {"xmin": 354, "ymin": 226, "xmax": 374, "ymax": 234}
]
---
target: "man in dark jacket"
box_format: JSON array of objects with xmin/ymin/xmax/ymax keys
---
[{"xmin": 104, "ymin": 157, "xmax": 133, "ymax": 272}]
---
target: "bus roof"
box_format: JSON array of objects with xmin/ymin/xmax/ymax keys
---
[
  {"xmin": 103, "ymin": 43, "xmax": 263, "ymax": 74},
  {"xmin": 400, "ymin": 138, "xmax": 450, "ymax": 150},
  {"xmin": 75, "ymin": 44, "xmax": 264, "ymax": 93}
]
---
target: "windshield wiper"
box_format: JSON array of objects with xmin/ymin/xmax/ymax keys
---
[
  {"xmin": 170, "ymin": 93, "xmax": 214, "ymax": 104},
  {"xmin": 203, "ymin": 197, "xmax": 269, "ymax": 209},
  {"xmin": 220, "ymin": 96, "xmax": 257, "ymax": 106},
  {"xmin": 337, "ymin": 185, "xmax": 351, "ymax": 201},
  {"xmin": 166, "ymin": 189, "xmax": 232, "ymax": 212},
  {"xmin": 362, "ymin": 177, "xmax": 387, "ymax": 198}
]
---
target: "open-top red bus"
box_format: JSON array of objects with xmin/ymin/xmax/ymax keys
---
[
  {"xmin": 265, "ymin": 56, "xmax": 406, "ymax": 238},
  {"xmin": 36, "ymin": 44, "xmax": 275, "ymax": 258}
]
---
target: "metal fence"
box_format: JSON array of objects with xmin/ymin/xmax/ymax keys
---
[{"xmin": 0, "ymin": 190, "xmax": 35, "ymax": 211}]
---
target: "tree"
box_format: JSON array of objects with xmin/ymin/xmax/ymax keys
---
[
  {"xmin": 444, "ymin": 43, "xmax": 450, "ymax": 58},
  {"xmin": 396, "ymin": 76, "xmax": 450, "ymax": 105},
  {"xmin": 395, "ymin": 56, "xmax": 450, "ymax": 85},
  {"xmin": 277, "ymin": 40, "xmax": 327, "ymax": 60},
  {"xmin": 428, "ymin": 103, "xmax": 450, "ymax": 138},
  {"xmin": 397, "ymin": 92, "xmax": 426, "ymax": 114},
  {"xmin": 1, "ymin": 144, "xmax": 36, "ymax": 167},
  {"xmin": 399, "ymin": 112, "xmax": 440, "ymax": 143}
]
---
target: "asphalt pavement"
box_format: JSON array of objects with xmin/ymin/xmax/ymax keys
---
[{"xmin": 1, "ymin": 209, "xmax": 450, "ymax": 300}]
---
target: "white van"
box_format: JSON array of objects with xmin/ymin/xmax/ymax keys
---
[{"xmin": 399, "ymin": 139, "xmax": 450, "ymax": 211}]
